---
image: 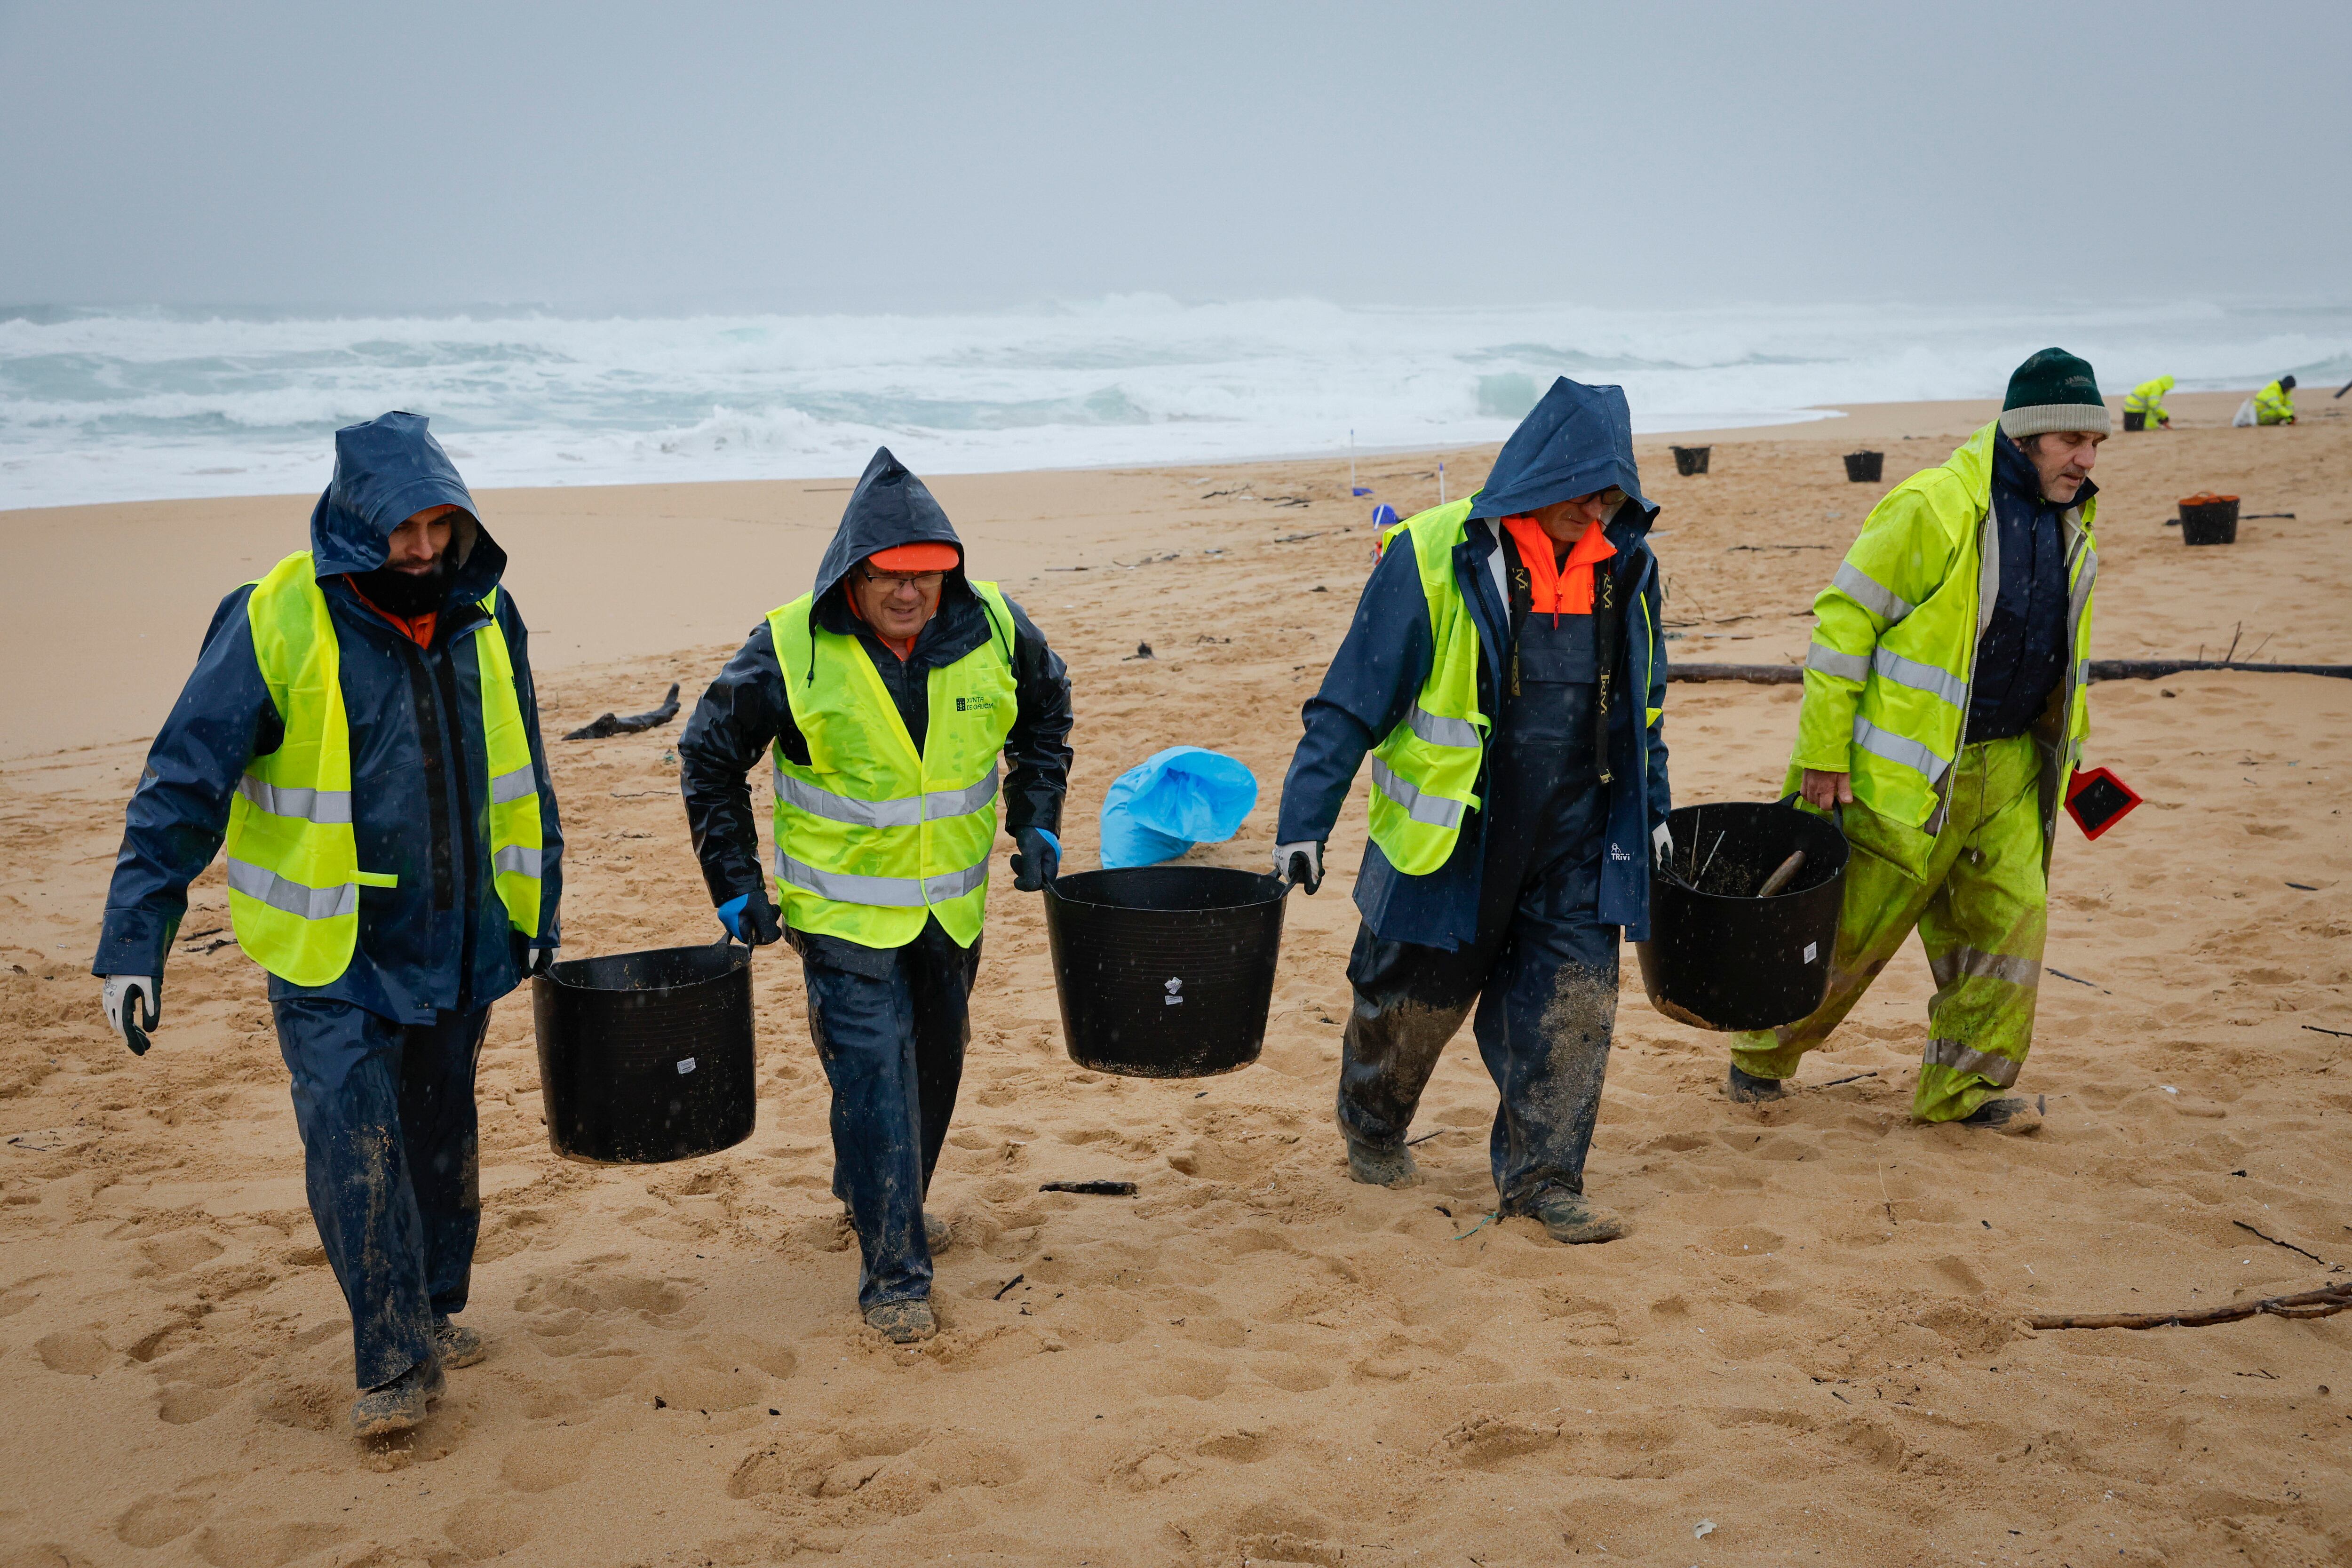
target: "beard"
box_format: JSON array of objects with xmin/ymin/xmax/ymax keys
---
[{"xmin": 353, "ymin": 554, "xmax": 453, "ymax": 617}]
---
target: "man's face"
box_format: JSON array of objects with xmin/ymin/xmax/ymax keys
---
[
  {"xmin": 387, "ymin": 505, "xmax": 461, "ymax": 575},
  {"xmin": 851, "ymin": 564, "xmax": 945, "ymax": 640},
  {"xmin": 2023, "ymin": 431, "xmax": 2103, "ymax": 504},
  {"xmin": 1527, "ymin": 487, "xmax": 1624, "ymax": 543}
]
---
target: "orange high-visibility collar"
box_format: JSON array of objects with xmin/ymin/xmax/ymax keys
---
[{"xmin": 1501, "ymin": 515, "xmax": 1616, "ymax": 622}]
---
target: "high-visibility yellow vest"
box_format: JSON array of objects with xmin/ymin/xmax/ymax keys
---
[
  {"xmin": 2254, "ymin": 380, "xmax": 2296, "ymax": 424},
  {"xmin": 766, "ymin": 582, "xmax": 1018, "ymax": 949},
  {"xmin": 1366, "ymin": 501, "xmax": 1492, "ymax": 875},
  {"xmin": 2123, "ymin": 376, "xmax": 2173, "ymax": 424},
  {"xmin": 1792, "ymin": 421, "xmax": 2097, "ymax": 847},
  {"xmin": 225, "ymin": 552, "xmax": 543, "ymax": 986}
]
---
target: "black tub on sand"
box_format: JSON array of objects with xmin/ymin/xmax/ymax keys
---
[
  {"xmin": 532, "ymin": 940, "xmax": 757, "ymax": 1163},
  {"xmin": 1670, "ymin": 444, "xmax": 1711, "ymax": 476},
  {"xmin": 1636, "ymin": 800, "xmax": 1848, "ymax": 1033},
  {"xmin": 1044, "ymin": 866, "xmax": 1286, "ymax": 1077},
  {"xmin": 1843, "ymin": 450, "xmax": 1884, "ymax": 483}
]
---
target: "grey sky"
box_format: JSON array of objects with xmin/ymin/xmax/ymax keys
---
[{"xmin": 2, "ymin": 0, "xmax": 2343, "ymax": 313}]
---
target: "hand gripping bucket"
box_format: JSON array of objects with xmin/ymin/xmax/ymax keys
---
[
  {"xmin": 1043, "ymin": 866, "xmax": 1286, "ymax": 1077},
  {"xmin": 1842, "ymin": 451, "xmax": 1884, "ymax": 483},
  {"xmin": 1635, "ymin": 799, "xmax": 1848, "ymax": 1032},
  {"xmin": 532, "ymin": 939, "xmax": 758, "ymax": 1163}
]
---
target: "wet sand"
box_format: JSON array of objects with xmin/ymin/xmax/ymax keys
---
[{"xmin": 2, "ymin": 391, "xmax": 2348, "ymax": 1565}]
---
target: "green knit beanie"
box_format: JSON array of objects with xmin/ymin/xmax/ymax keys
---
[{"xmin": 2000, "ymin": 347, "xmax": 2111, "ymax": 438}]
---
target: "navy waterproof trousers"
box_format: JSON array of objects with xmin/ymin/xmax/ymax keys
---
[
  {"xmin": 797, "ymin": 916, "xmax": 979, "ymax": 1310},
  {"xmin": 1337, "ymin": 678, "xmax": 1619, "ymax": 1212},
  {"xmin": 271, "ymin": 997, "xmax": 486, "ymax": 1390}
]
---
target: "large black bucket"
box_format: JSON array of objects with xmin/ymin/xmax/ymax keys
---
[
  {"xmin": 532, "ymin": 940, "xmax": 757, "ymax": 1163},
  {"xmin": 1043, "ymin": 866, "xmax": 1286, "ymax": 1077},
  {"xmin": 1670, "ymin": 444, "xmax": 1711, "ymax": 476},
  {"xmin": 2179, "ymin": 493, "xmax": 2239, "ymax": 545},
  {"xmin": 1843, "ymin": 450, "xmax": 1884, "ymax": 483},
  {"xmin": 2122, "ymin": 410, "xmax": 2147, "ymax": 432},
  {"xmin": 1636, "ymin": 800, "xmax": 1849, "ymax": 1032}
]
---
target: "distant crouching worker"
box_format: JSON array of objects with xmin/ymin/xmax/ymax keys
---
[
  {"xmin": 2122, "ymin": 374, "xmax": 2172, "ymax": 431},
  {"xmin": 2254, "ymin": 374, "xmax": 2297, "ymax": 425},
  {"xmin": 93, "ymin": 413, "xmax": 564, "ymax": 1436},
  {"xmin": 1272, "ymin": 378, "xmax": 1670, "ymax": 1244},
  {"xmin": 1726, "ymin": 349, "xmax": 2106, "ymax": 1130},
  {"xmin": 679, "ymin": 448, "xmax": 1072, "ymax": 1343}
]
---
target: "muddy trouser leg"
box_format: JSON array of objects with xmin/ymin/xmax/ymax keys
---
[
  {"xmin": 1726, "ymin": 804, "xmax": 1954, "ymax": 1085},
  {"xmin": 1474, "ymin": 842, "xmax": 1622, "ymax": 1211},
  {"xmin": 271, "ymin": 996, "xmax": 439, "ymax": 1390},
  {"xmin": 904, "ymin": 917, "xmax": 981, "ymax": 1195},
  {"xmin": 1914, "ymin": 736, "xmax": 2046, "ymax": 1122},
  {"xmin": 1335, "ymin": 924, "xmax": 1495, "ymax": 1153},
  {"xmin": 802, "ymin": 946, "xmax": 935, "ymax": 1310},
  {"xmin": 399, "ymin": 1006, "xmax": 489, "ymax": 1321}
]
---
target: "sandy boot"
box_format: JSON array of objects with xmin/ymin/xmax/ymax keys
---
[
  {"xmin": 1956, "ymin": 1097, "xmax": 2043, "ymax": 1135},
  {"xmin": 1726, "ymin": 1065, "xmax": 1787, "ymax": 1103},
  {"xmin": 349, "ymin": 1355, "xmax": 445, "ymax": 1438},
  {"xmin": 1343, "ymin": 1135, "xmax": 1422, "ymax": 1188},
  {"xmin": 924, "ymin": 1212, "xmax": 953, "ymax": 1254},
  {"xmin": 1532, "ymin": 1191, "xmax": 1630, "ymax": 1245},
  {"xmin": 864, "ymin": 1300, "xmax": 938, "ymax": 1344},
  {"xmin": 432, "ymin": 1318, "xmax": 486, "ymax": 1369}
]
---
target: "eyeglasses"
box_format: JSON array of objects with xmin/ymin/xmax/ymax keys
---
[{"xmin": 857, "ymin": 569, "xmax": 945, "ymax": 589}]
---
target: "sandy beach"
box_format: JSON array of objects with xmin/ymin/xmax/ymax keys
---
[{"xmin": 2, "ymin": 390, "xmax": 2348, "ymax": 1566}]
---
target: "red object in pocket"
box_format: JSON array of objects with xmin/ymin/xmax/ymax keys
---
[{"xmin": 2065, "ymin": 766, "xmax": 2142, "ymax": 841}]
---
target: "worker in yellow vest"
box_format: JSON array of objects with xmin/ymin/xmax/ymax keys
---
[
  {"xmin": 93, "ymin": 413, "xmax": 564, "ymax": 1436},
  {"xmin": 2254, "ymin": 375, "xmax": 2297, "ymax": 425},
  {"xmin": 2122, "ymin": 375, "xmax": 2173, "ymax": 430},
  {"xmin": 680, "ymin": 448, "xmax": 1072, "ymax": 1343},
  {"xmin": 1726, "ymin": 349, "xmax": 2105, "ymax": 1130}
]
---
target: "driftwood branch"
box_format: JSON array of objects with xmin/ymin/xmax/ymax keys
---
[
  {"xmin": 2028, "ymin": 1281, "xmax": 2352, "ymax": 1331},
  {"xmin": 1667, "ymin": 661, "xmax": 2352, "ymax": 687}
]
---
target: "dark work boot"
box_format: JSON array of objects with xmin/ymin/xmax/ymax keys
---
[
  {"xmin": 1342, "ymin": 1133, "xmax": 1422, "ymax": 1188},
  {"xmin": 432, "ymin": 1317, "xmax": 485, "ymax": 1369},
  {"xmin": 349, "ymin": 1355, "xmax": 445, "ymax": 1438},
  {"xmin": 1726, "ymin": 1065, "xmax": 1787, "ymax": 1103},
  {"xmin": 1957, "ymin": 1097, "xmax": 2043, "ymax": 1135},
  {"xmin": 864, "ymin": 1299, "xmax": 937, "ymax": 1344},
  {"xmin": 1532, "ymin": 1190, "xmax": 1629, "ymax": 1245}
]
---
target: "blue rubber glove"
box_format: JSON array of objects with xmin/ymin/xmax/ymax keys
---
[
  {"xmin": 1010, "ymin": 826, "xmax": 1061, "ymax": 891},
  {"xmin": 715, "ymin": 891, "xmax": 783, "ymax": 945}
]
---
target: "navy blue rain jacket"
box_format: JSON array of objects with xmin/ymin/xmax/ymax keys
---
[
  {"xmin": 1276, "ymin": 378, "xmax": 1671, "ymax": 947},
  {"xmin": 93, "ymin": 412, "xmax": 564, "ymax": 1023}
]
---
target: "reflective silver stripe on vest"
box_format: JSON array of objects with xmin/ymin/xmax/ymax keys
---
[
  {"xmin": 1804, "ymin": 642, "xmax": 1869, "ymax": 683},
  {"xmin": 489, "ymin": 764, "xmax": 537, "ymax": 805},
  {"xmin": 1833, "ymin": 561, "xmax": 1915, "ymax": 624},
  {"xmin": 771, "ymin": 763, "xmax": 1000, "ymax": 830},
  {"xmin": 1922, "ymin": 1035, "xmax": 2021, "ymax": 1088},
  {"xmin": 225, "ymin": 857, "xmax": 359, "ymax": 921},
  {"xmin": 1927, "ymin": 946, "xmax": 2042, "ymax": 991},
  {"xmin": 1851, "ymin": 716, "xmax": 1949, "ymax": 783},
  {"xmin": 1370, "ymin": 757, "xmax": 1466, "ymax": 829},
  {"xmin": 1872, "ymin": 646, "xmax": 1970, "ymax": 709},
  {"xmin": 1406, "ymin": 703, "xmax": 1481, "ymax": 749},
  {"xmin": 493, "ymin": 844, "xmax": 542, "ymax": 878},
  {"xmin": 2068, "ymin": 544, "xmax": 2098, "ymax": 642},
  {"xmin": 773, "ymin": 850, "xmax": 990, "ymax": 907},
  {"xmin": 237, "ymin": 774, "xmax": 353, "ymax": 825}
]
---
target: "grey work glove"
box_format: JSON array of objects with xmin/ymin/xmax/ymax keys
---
[
  {"xmin": 102, "ymin": 974, "xmax": 160, "ymax": 1055},
  {"xmin": 1009, "ymin": 827, "xmax": 1061, "ymax": 892},
  {"xmin": 1274, "ymin": 840, "xmax": 1325, "ymax": 894}
]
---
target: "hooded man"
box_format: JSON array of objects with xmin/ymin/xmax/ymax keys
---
[
  {"xmin": 2122, "ymin": 374, "xmax": 2173, "ymax": 430},
  {"xmin": 679, "ymin": 448, "xmax": 1072, "ymax": 1343},
  {"xmin": 1271, "ymin": 378, "xmax": 1671, "ymax": 1243},
  {"xmin": 1726, "ymin": 348, "xmax": 2106, "ymax": 1130},
  {"xmin": 2255, "ymin": 375, "xmax": 2298, "ymax": 425},
  {"xmin": 93, "ymin": 412, "xmax": 564, "ymax": 1436}
]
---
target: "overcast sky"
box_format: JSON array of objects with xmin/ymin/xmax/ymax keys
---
[{"xmin": 2, "ymin": 0, "xmax": 2344, "ymax": 314}]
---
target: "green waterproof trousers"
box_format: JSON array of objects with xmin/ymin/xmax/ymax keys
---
[{"xmin": 1730, "ymin": 734, "xmax": 2046, "ymax": 1122}]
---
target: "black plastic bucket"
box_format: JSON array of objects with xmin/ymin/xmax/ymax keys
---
[
  {"xmin": 1635, "ymin": 800, "xmax": 1849, "ymax": 1032},
  {"xmin": 1843, "ymin": 451, "xmax": 1884, "ymax": 483},
  {"xmin": 2122, "ymin": 410, "xmax": 2147, "ymax": 432},
  {"xmin": 1671, "ymin": 444, "xmax": 1711, "ymax": 476},
  {"xmin": 2179, "ymin": 495, "xmax": 2239, "ymax": 545},
  {"xmin": 1043, "ymin": 866, "xmax": 1286, "ymax": 1077},
  {"xmin": 532, "ymin": 940, "xmax": 757, "ymax": 1163}
]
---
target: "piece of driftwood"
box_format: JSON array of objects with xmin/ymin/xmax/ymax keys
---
[
  {"xmin": 564, "ymin": 683, "xmax": 681, "ymax": 740},
  {"xmin": 1667, "ymin": 661, "xmax": 2352, "ymax": 686},
  {"xmin": 2028, "ymin": 1281, "xmax": 2352, "ymax": 1331}
]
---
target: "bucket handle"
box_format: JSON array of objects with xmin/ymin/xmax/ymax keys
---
[{"xmin": 1777, "ymin": 790, "xmax": 1846, "ymax": 836}]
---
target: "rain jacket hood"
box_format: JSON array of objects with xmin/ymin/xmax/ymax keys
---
[
  {"xmin": 1468, "ymin": 378, "xmax": 1650, "ymax": 522},
  {"xmin": 309, "ymin": 412, "xmax": 480, "ymax": 578},
  {"xmin": 811, "ymin": 447, "xmax": 966, "ymax": 607}
]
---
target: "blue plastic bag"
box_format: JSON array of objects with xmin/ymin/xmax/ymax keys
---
[{"xmin": 1098, "ymin": 747, "xmax": 1260, "ymax": 868}]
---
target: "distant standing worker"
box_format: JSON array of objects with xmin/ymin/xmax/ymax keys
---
[
  {"xmin": 2122, "ymin": 374, "xmax": 2173, "ymax": 430},
  {"xmin": 679, "ymin": 448, "xmax": 1072, "ymax": 1343},
  {"xmin": 1272, "ymin": 378, "xmax": 1670, "ymax": 1244},
  {"xmin": 93, "ymin": 413, "xmax": 564, "ymax": 1436},
  {"xmin": 1725, "ymin": 349, "xmax": 2106, "ymax": 1131},
  {"xmin": 2255, "ymin": 374, "xmax": 2297, "ymax": 425}
]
